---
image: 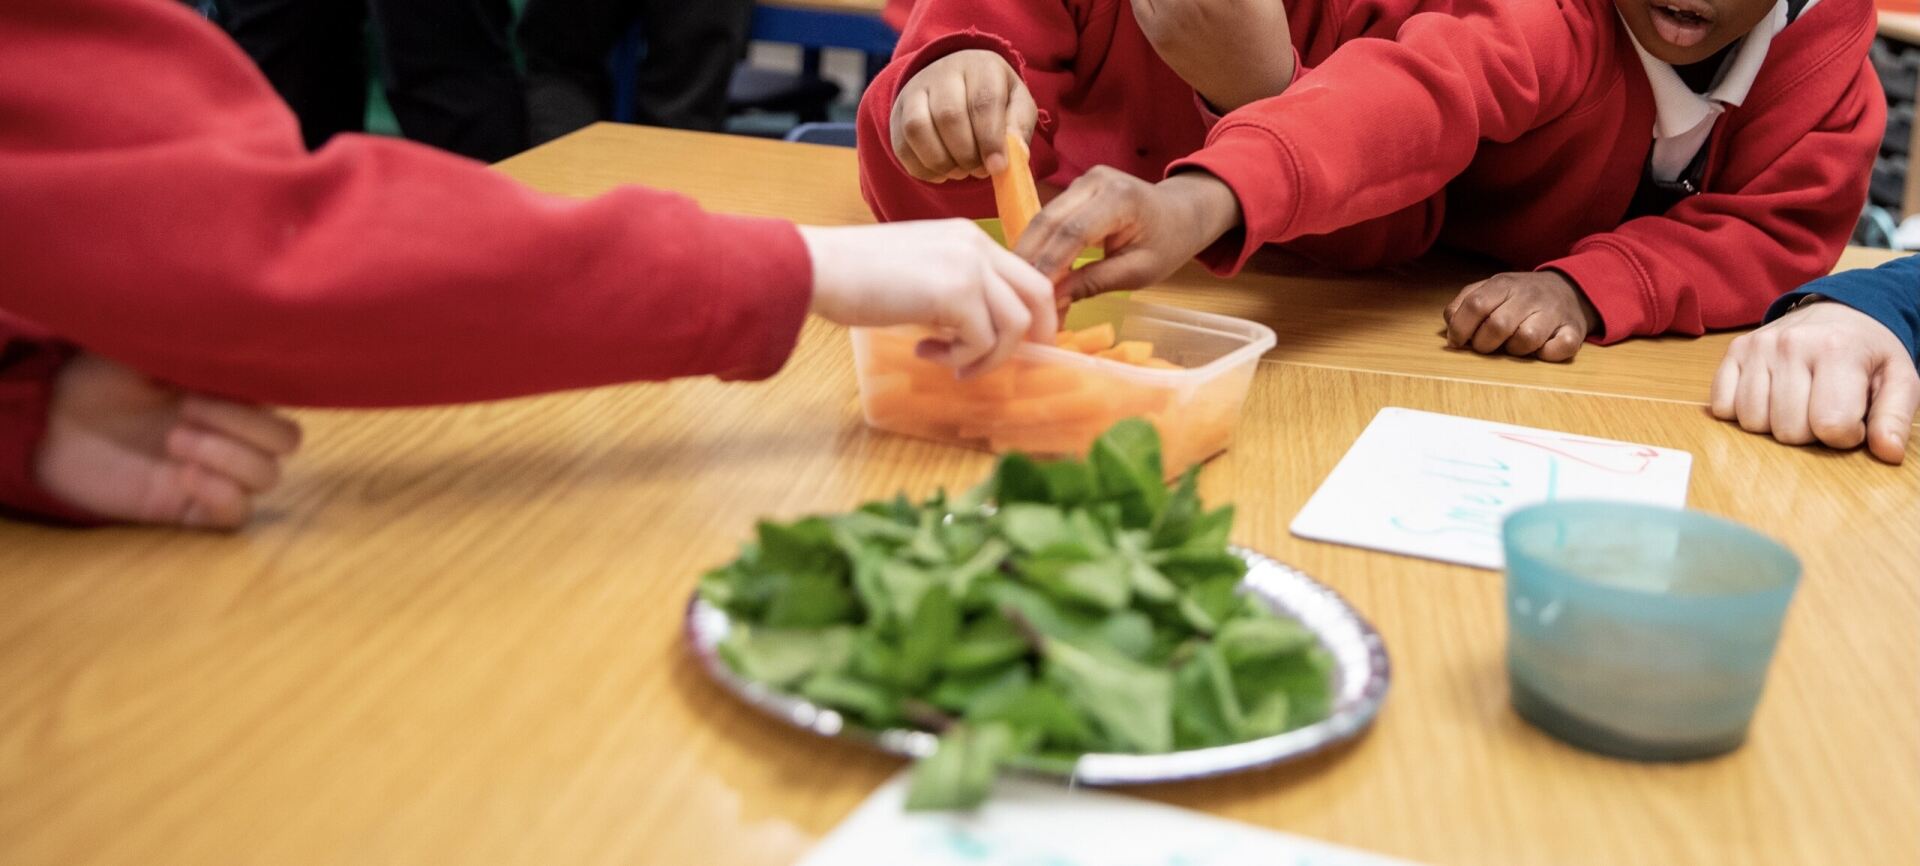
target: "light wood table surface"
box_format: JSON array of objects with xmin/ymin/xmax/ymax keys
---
[
  {"xmin": 499, "ymin": 124, "xmax": 1906, "ymax": 407},
  {"xmin": 1, "ymin": 329, "xmax": 1913, "ymax": 866},
  {"xmin": 3, "ymin": 126, "xmax": 1916, "ymax": 866}
]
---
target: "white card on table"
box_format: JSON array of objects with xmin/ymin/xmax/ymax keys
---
[
  {"xmin": 1288, "ymin": 407, "xmax": 1692, "ymax": 570},
  {"xmin": 796, "ymin": 773, "xmax": 1423, "ymax": 866}
]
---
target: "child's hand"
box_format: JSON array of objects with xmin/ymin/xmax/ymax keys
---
[
  {"xmin": 890, "ymin": 50, "xmax": 1040, "ymax": 182},
  {"xmin": 1710, "ymin": 300, "xmax": 1919, "ymax": 464},
  {"xmin": 802, "ymin": 220, "xmax": 1058, "ymax": 376},
  {"xmin": 1013, "ymin": 167, "xmax": 1242, "ymax": 300},
  {"xmin": 1444, "ymin": 271, "xmax": 1600, "ymax": 362},
  {"xmin": 35, "ymin": 354, "xmax": 302, "ymax": 529},
  {"xmin": 1133, "ymin": 0, "xmax": 1296, "ymax": 113}
]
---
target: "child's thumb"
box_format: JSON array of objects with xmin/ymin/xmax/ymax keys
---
[
  {"xmin": 1866, "ymin": 365, "xmax": 1919, "ymax": 464},
  {"xmin": 1058, "ymin": 252, "xmax": 1158, "ymax": 303}
]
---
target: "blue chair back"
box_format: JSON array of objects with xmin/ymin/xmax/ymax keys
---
[{"xmin": 784, "ymin": 122, "xmax": 859, "ymax": 148}]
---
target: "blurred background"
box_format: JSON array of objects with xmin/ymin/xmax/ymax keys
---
[
  {"xmin": 183, "ymin": 0, "xmax": 1920, "ymax": 250},
  {"xmin": 182, "ymin": 0, "xmax": 902, "ymax": 157}
]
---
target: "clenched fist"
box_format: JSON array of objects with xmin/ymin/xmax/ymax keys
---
[{"xmin": 890, "ymin": 50, "xmax": 1041, "ymax": 182}]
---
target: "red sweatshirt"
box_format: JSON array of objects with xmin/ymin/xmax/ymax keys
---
[
  {"xmin": 857, "ymin": 0, "xmax": 1882, "ymax": 342},
  {"xmin": 0, "ymin": 0, "xmax": 815, "ymax": 521}
]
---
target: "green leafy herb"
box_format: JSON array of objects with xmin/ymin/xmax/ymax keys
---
[{"xmin": 700, "ymin": 422, "xmax": 1335, "ymax": 811}]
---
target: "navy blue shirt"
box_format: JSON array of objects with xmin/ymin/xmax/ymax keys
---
[{"xmin": 1767, "ymin": 255, "xmax": 1920, "ymax": 365}]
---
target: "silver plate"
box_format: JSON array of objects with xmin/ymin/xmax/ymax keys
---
[{"xmin": 684, "ymin": 545, "xmax": 1390, "ymax": 785}]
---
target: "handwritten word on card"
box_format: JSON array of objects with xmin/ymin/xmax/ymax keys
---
[
  {"xmin": 1289, "ymin": 408, "xmax": 1692, "ymax": 569},
  {"xmin": 797, "ymin": 773, "xmax": 1423, "ymax": 866}
]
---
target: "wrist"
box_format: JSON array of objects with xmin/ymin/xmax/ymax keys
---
[
  {"xmin": 796, "ymin": 225, "xmax": 844, "ymax": 319},
  {"xmin": 1162, "ymin": 171, "xmax": 1242, "ymax": 243}
]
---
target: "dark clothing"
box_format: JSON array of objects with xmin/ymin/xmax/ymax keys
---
[
  {"xmin": 518, "ymin": 0, "xmax": 753, "ymax": 143},
  {"xmin": 221, "ymin": 0, "xmax": 528, "ymax": 161},
  {"xmin": 1770, "ymin": 256, "xmax": 1920, "ymax": 364}
]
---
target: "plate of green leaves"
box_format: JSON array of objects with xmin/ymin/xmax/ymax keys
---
[{"xmin": 689, "ymin": 420, "xmax": 1389, "ymax": 810}]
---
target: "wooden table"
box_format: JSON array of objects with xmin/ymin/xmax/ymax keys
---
[{"xmin": 2, "ymin": 127, "xmax": 1916, "ymax": 866}]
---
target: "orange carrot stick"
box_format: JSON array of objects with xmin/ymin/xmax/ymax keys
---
[{"xmin": 991, "ymin": 131, "xmax": 1041, "ymax": 246}]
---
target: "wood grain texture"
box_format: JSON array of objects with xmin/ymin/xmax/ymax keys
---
[
  {"xmin": 4, "ymin": 126, "xmax": 1915, "ymax": 866},
  {"xmin": 500, "ymin": 124, "xmax": 1909, "ymax": 407},
  {"xmin": 2, "ymin": 318, "xmax": 1915, "ymax": 866}
]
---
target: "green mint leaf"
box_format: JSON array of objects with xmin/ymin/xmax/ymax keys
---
[
  {"xmin": 757, "ymin": 517, "xmax": 847, "ymax": 578},
  {"xmin": 898, "ymin": 586, "xmax": 961, "ymax": 690},
  {"xmin": 930, "ymin": 664, "xmax": 1030, "ymax": 713},
  {"xmin": 941, "ymin": 613, "xmax": 1032, "ymax": 673},
  {"xmin": 1038, "ymin": 459, "xmax": 1098, "ymax": 505},
  {"xmin": 1177, "ymin": 576, "xmax": 1243, "ymax": 634},
  {"xmin": 1088, "ymin": 419, "xmax": 1166, "ymax": 527},
  {"xmin": 800, "ymin": 673, "xmax": 901, "ymax": 727},
  {"xmin": 717, "ymin": 625, "xmax": 855, "ymax": 688},
  {"xmin": 1042, "ymin": 638, "xmax": 1173, "ymax": 754},
  {"xmin": 1172, "ymin": 643, "xmax": 1243, "ymax": 749},
  {"xmin": 763, "ymin": 572, "xmax": 859, "ymax": 628},
  {"xmin": 905, "ymin": 722, "xmax": 1016, "ymax": 812},
  {"xmin": 1019, "ymin": 554, "xmax": 1132, "ymax": 612},
  {"xmin": 1232, "ymin": 646, "xmax": 1336, "ymax": 731},
  {"xmin": 991, "ymin": 452, "xmax": 1052, "ymax": 505},
  {"xmin": 1097, "ymin": 610, "xmax": 1157, "ymax": 662},
  {"xmin": 943, "ymin": 537, "xmax": 1011, "ymax": 604},
  {"xmin": 966, "ymin": 681, "xmax": 1100, "ymax": 753},
  {"xmin": 1240, "ymin": 689, "xmax": 1292, "ymax": 740},
  {"xmin": 1149, "ymin": 468, "xmax": 1203, "ymax": 549},
  {"xmin": 997, "ymin": 503, "xmax": 1078, "ymax": 555},
  {"xmin": 1216, "ymin": 615, "xmax": 1316, "ymax": 666},
  {"xmin": 877, "ymin": 560, "xmax": 939, "ymax": 626}
]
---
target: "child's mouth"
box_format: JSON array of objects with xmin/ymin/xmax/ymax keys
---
[{"xmin": 1649, "ymin": 0, "xmax": 1716, "ymax": 48}]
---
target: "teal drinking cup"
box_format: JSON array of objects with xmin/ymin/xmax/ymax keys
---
[{"xmin": 1502, "ymin": 502, "xmax": 1801, "ymax": 761}]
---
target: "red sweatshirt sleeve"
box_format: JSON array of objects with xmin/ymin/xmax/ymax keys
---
[
  {"xmin": 1543, "ymin": 62, "xmax": 1884, "ymax": 342},
  {"xmin": 0, "ymin": 319, "xmax": 100, "ymax": 525},
  {"xmin": 0, "ymin": 0, "xmax": 813, "ymax": 409},
  {"xmin": 856, "ymin": 0, "xmax": 1083, "ymax": 222},
  {"xmin": 1169, "ymin": 0, "xmax": 1591, "ymax": 274}
]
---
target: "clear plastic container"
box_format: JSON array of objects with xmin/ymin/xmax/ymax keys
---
[{"xmin": 850, "ymin": 293, "xmax": 1277, "ymax": 476}]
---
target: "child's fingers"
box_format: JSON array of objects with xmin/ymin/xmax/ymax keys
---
[
  {"xmin": 916, "ymin": 287, "xmax": 997, "ymax": 371},
  {"xmin": 1804, "ymin": 359, "xmax": 1869, "ymax": 450},
  {"xmin": 1444, "ymin": 281, "xmax": 1502, "ymax": 348},
  {"xmin": 930, "ymin": 73, "xmax": 983, "ymax": 174},
  {"xmin": 166, "ymin": 422, "xmax": 283, "ymax": 493},
  {"xmin": 1500, "ymin": 311, "xmax": 1557, "ymax": 357},
  {"xmin": 1058, "ymin": 251, "xmax": 1161, "ymax": 301},
  {"xmin": 1469, "ymin": 299, "xmax": 1523, "ymax": 354},
  {"xmin": 985, "ymin": 243, "xmax": 1058, "ymax": 342},
  {"xmin": 1007, "ymin": 79, "xmax": 1040, "ymax": 145},
  {"xmin": 1766, "ymin": 361, "xmax": 1815, "ymax": 445},
  {"xmin": 1537, "ymin": 325, "xmax": 1584, "ymax": 363},
  {"xmin": 179, "ymin": 395, "xmax": 303, "ymax": 455},
  {"xmin": 1709, "ymin": 354, "xmax": 1742, "ymax": 420},
  {"xmin": 899, "ymin": 90, "xmax": 958, "ymax": 179},
  {"xmin": 1866, "ymin": 365, "xmax": 1919, "ymax": 464},
  {"xmin": 960, "ymin": 277, "xmax": 1034, "ymax": 378},
  {"xmin": 1016, "ymin": 173, "xmax": 1128, "ymax": 279},
  {"xmin": 1734, "ymin": 363, "xmax": 1773, "ymax": 433},
  {"xmin": 969, "ymin": 68, "xmax": 1012, "ymax": 176},
  {"xmin": 177, "ymin": 463, "xmax": 252, "ymax": 531}
]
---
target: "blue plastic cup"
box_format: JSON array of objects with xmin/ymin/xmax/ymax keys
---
[{"xmin": 1502, "ymin": 502, "xmax": 1801, "ymax": 761}]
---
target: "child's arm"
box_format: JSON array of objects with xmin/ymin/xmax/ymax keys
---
[
  {"xmin": 1540, "ymin": 64, "xmax": 1884, "ymax": 343},
  {"xmin": 1, "ymin": 0, "xmax": 1051, "ymax": 410},
  {"xmin": 1014, "ymin": 0, "xmax": 1585, "ymax": 289},
  {"xmin": 856, "ymin": 0, "xmax": 1084, "ymax": 221}
]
